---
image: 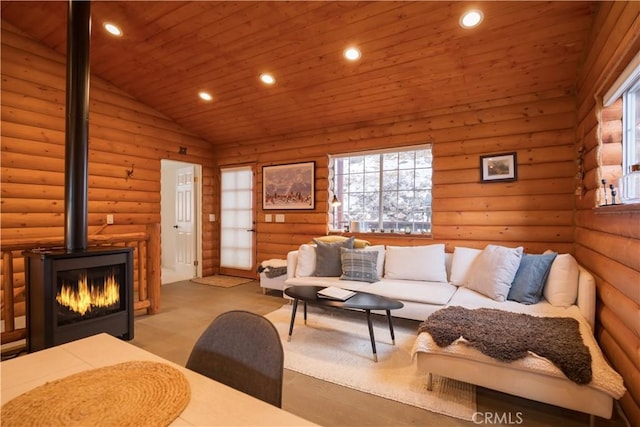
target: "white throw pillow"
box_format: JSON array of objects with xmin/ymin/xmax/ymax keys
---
[
  {"xmin": 384, "ymin": 244, "xmax": 448, "ymax": 282},
  {"xmin": 295, "ymin": 244, "xmax": 316, "ymax": 277},
  {"xmin": 364, "ymin": 245, "xmax": 386, "ymax": 278},
  {"xmin": 543, "ymin": 253, "xmax": 579, "ymax": 307},
  {"xmin": 465, "ymin": 244, "xmax": 523, "ymax": 301},
  {"xmin": 450, "ymin": 246, "xmax": 482, "ymax": 286}
]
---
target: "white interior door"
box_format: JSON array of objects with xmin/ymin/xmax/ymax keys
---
[
  {"xmin": 175, "ymin": 165, "xmax": 196, "ymax": 277},
  {"xmin": 220, "ymin": 166, "xmax": 255, "ymax": 278}
]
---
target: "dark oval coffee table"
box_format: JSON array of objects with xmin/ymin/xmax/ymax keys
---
[{"xmin": 284, "ymin": 285, "xmax": 404, "ymax": 362}]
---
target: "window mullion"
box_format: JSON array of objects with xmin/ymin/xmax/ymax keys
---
[{"xmin": 378, "ymin": 153, "xmax": 384, "ymax": 230}]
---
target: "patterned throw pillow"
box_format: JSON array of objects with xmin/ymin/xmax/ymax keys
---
[{"xmin": 339, "ymin": 248, "xmax": 379, "ymax": 283}]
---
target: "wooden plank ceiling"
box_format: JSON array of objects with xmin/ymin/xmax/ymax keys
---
[{"xmin": 1, "ymin": 1, "xmax": 597, "ymax": 147}]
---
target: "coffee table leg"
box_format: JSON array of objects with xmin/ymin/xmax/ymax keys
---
[
  {"xmin": 304, "ymin": 301, "xmax": 308, "ymax": 325},
  {"xmin": 365, "ymin": 309, "xmax": 378, "ymax": 362},
  {"xmin": 287, "ymin": 298, "xmax": 299, "ymax": 342},
  {"xmin": 386, "ymin": 309, "xmax": 396, "ymax": 345}
]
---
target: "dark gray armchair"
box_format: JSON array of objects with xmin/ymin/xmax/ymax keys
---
[{"xmin": 186, "ymin": 310, "xmax": 284, "ymax": 407}]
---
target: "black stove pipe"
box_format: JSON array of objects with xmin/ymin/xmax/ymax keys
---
[{"xmin": 64, "ymin": 0, "xmax": 91, "ymax": 252}]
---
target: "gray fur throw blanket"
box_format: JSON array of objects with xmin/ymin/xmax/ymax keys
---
[{"xmin": 418, "ymin": 306, "xmax": 592, "ymax": 384}]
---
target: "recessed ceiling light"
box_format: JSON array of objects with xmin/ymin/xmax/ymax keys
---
[
  {"xmin": 104, "ymin": 23, "xmax": 122, "ymax": 37},
  {"xmin": 198, "ymin": 91, "xmax": 213, "ymax": 101},
  {"xmin": 260, "ymin": 73, "xmax": 276, "ymax": 85},
  {"xmin": 460, "ymin": 10, "xmax": 483, "ymax": 28},
  {"xmin": 344, "ymin": 47, "xmax": 361, "ymax": 61}
]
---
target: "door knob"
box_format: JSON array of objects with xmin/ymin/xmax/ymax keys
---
[{"xmin": 173, "ymin": 225, "xmax": 179, "ymax": 228}]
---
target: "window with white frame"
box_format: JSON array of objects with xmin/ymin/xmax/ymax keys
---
[
  {"xmin": 328, "ymin": 145, "xmax": 433, "ymax": 233},
  {"xmin": 604, "ymin": 51, "xmax": 640, "ymax": 204},
  {"xmin": 623, "ymin": 76, "xmax": 640, "ymax": 172}
]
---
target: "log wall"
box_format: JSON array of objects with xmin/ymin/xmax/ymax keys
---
[
  {"xmin": 0, "ymin": 21, "xmax": 218, "ymax": 313},
  {"xmin": 574, "ymin": 2, "xmax": 640, "ymax": 425},
  {"xmin": 215, "ymin": 90, "xmax": 579, "ymax": 263}
]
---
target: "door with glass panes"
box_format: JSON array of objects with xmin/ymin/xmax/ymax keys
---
[{"xmin": 219, "ymin": 166, "xmax": 256, "ymax": 278}]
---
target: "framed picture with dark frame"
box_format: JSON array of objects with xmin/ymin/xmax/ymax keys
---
[
  {"xmin": 262, "ymin": 161, "xmax": 315, "ymax": 210},
  {"xmin": 480, "ymin": 152, "xmax": 518, "ymax": 183}
]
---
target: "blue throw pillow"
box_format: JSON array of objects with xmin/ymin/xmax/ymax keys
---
[{"xmin": 507, "ymin": 253, "xmax": 557, "ymax": 304}]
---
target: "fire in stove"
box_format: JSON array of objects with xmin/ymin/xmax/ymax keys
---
[
  {"xmin": 55, "ymin": 264, "xmax": 126, "ymax": 326},
  {"xmin": 57, "ymin": 270, "xmax": 120, "ymax": 316}
]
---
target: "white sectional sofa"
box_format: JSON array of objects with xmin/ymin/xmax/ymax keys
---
[
  {"xmin": 285, "ymin": 242, "xmax": 457, "ymax": 320},
  {"xmin": 283, "ymin": 238, "xmax": 626, "ymax": 421}
]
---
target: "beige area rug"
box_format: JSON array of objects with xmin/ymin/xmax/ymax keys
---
[
  {"xmin": 1, "ymin": 361, "xmax": 190, "ymax": 427},
  {"xmin": 265, "ymin": 305, "xmax": 476, "ymax": 421},
  {"xmin": 191, "ymin": 274, "xmax": 253, "ymax": 288}
]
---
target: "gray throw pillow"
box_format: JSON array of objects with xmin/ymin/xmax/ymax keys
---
[
  {"xmin": 312, "ymin": 236, "xmax": 355, "ymax": 277},
  {"xmin": 508, "ymin": 252, "xmax": 558, "ymax": 304},
  {"xmin": 340, "ymin": 248, "xmax": 379, "ymax": 283}
]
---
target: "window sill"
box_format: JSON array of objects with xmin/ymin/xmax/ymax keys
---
[
  {"xmin": 593, "ymin": 203, "xmax": 640, "ymax": 214},
  {"xmin": 330, "ymin": 230, "xmax": 434, "ymax": 239}
]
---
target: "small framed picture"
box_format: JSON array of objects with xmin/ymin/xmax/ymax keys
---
[
  {"xmin": 480, "ymin": 152, "xmax": 517, "ymax": 183},
  {"xmin": 262, "ymin": 161, "xmax": 315, "ymax": 210}
]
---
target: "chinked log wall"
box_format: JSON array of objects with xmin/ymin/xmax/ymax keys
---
[
  {"xmin": 0, "ymin": 22, "xmax": 218, "ymax": 336},
  {"xmin": 575, "ymin": 2, "xmax": 640, "ymax": 425}
]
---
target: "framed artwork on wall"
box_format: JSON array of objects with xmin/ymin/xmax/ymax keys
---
[
  {"xmin": 262, "ymin": 161, "xmax": 315, "ymax": 210},
  {"xmin": 480, "ymin": 152, "xmax": 518, "ymax": 183}
]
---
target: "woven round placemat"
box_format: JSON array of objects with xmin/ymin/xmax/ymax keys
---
[{"xmin": 1, "ymin": 360, "xmax": 190, "ymax": 427}]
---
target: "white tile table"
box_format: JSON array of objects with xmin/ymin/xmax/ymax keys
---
[{"xmin": 1, "ymin": 333, "xmax": 316, "ymax": 426}]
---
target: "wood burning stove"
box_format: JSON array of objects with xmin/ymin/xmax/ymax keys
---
[
  {"xmin": 24, "ymin": 1, "xmax": 135, "ymax": 352},
  {"xmin": 24, "ymin": 248, "xmax": 133, "ymax": 352}
]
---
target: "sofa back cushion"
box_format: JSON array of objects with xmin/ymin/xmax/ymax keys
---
[
  {"xmin": 364, "ymin": 245, "xmax": 386, "ymax": 278},
  {"xmin": 450, "ymin": 247, "xmax": 482, "ymax": 286},
  {"xmin": 577, "ymin": 266, "xmax": 596, "ymax": 329},
  {"xmin": 295, "ymin": 244, "xmax": 317, "ymax": 277},
  {"xmin": 464, "ymin": 244, "xmax": 523, "ymax": 301},
  {"xmin": 543, "ymin": 253, "xmax": 579, "ymax": 307},
  {"xmin": 384, "ymin": 244, "xmax": 448, "ymax": 282},
  {"xmin": 312, "ymin": 236, "xmax": 355, "ymax": 277}
]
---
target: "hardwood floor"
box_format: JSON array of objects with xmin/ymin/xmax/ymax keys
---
[{"xmin": 131, "ymin": 280, "xmax": 629, "ymax": 427}]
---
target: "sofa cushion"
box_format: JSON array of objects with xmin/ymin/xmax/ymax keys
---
[
  {"xmin": 285, "ymin": 276, "xmax": 368, "ymax": 292},
  {"xmin": 295, "ymin": 244, "xmax": 316, "ymax": 277},
  {"xmin": 312, "ymin": 236, "xmax": 355, "ymax": 277},
  {"xmin": 465, "ymin": 244, "xmax": 523, "ymax": 301},
  {"xmin": 507, "ymin": 252, "xmax": 557, "ymax": 304},
  {"xmin": 366, "ymin": 279, "xmax": 457, "ymax": 305},
  {"xmin": 450, "ymin": 246, "xmax": 482, "ymax": 286},
  {"xmin": 384, "ymin": 244, "xmax": 448, "ymax": 282},
  {"xmin": 340, "ymin": 248, "xmax": 379, "ymax": 283},
  {"xmin": 364, "ymin": 245, "xmax": 385, "ymax": 278},
  {"xmin": 543, "ymin": 253, "xmax": 579, "ymax": 307}
]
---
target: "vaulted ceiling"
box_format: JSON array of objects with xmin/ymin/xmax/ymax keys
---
[{"xmin": 1, "ymin": 1, "xmax": 597, "ymax": 146}]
